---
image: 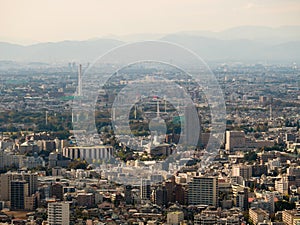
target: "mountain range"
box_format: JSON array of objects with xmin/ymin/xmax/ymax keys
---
[{"xmin": 0, "ymin": 26, "xmax": 299, "ymax": 63}]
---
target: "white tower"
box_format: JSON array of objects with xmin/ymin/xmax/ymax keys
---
[{"xmin": 78, "ymin": 64, "xmax": 82, "ymax": 96}]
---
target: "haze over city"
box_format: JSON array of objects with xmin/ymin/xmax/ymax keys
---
[{"xmin": 1, "ymin": 0, "xmax": 300, "ymax": 45}]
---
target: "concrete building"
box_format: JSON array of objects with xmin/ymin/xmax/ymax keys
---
[
  {"xmin": 194, "ymin": 213, "xmax": 217, "ymax": 225},
  {"xmin": 125, "ymin": 185, "xmax": 133, "ymax": 205},
  {"xmin": 184, "ymin": 103, "xmax": 201, "ymax": 148},
  {"xmin": 188, "ymin": 176, "xmax": 218, "ymax": 207},
  {"xmin": 51, "ymin": 183, "xmax": 64, "ymax": 201},
  {"xmin": 10, "ymin": 180, "xmax": 28, "ymax": 210},
  {"xmin": 232, "ymin": 164, "xmax": 252, "ymax": 180},
  {"xmin": 0, "ymin": 172, "xmax": 38, "ymax": 202},
  {"xmin": 76, "ymin": 193, "xmax": 95, "ymax": 208},
  {"xmin": 265, "ymin": 191, "xmax": 275, "ymax": 214},
  {"xmin": 47, "ymin": 201, "xmax": 70, "ymax": 225},
  {"xmin": 153, "ymin": 185, "xmax": 167, "ymax": 207},
  {"xmin": 275, "ymin": 179, "xmax": 289, "ymax": 195},
  {"xmin": 167, "ymin": 211, "xmax": 184, "ymax": 225},
  {"xmin": 62, "ymin": 145, "xmax": 113, "ymax": 163},
  {"xmin": 282, "ymin": 210, "xmax": 300, "ymax": 225},
  {"xmin": 249, "ymin": 208, "xmax": 269, "ymax": 225},
  {"xmin": 232, "ymin": 184, "xmax": 249, "ymax": 211},
  {"xmin": 225, "ymin": 131, "xmax": 245, "ymax": 152},
  {"xmin": 140, "ymin": 179, "xmax": 151, "ymax": 200}
]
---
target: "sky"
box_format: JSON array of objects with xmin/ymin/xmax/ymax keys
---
[{"xmin": 0, "ymin": 0, "xmax": 300, "ymax": 45}]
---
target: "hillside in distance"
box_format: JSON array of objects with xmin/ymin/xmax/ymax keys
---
[{"xmin": 0, "ymin": 26, "xmax": 299, "ymax": 63}]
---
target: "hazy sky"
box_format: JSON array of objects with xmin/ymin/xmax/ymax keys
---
[{"xmin": 1, "ymin": 0, "xmax": 300, "ymax": 45}]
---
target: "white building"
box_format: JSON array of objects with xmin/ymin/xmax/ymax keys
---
[
  {"xmin": 188, "ymin": 176, "xmax": 218, "ymax": 207},
  {"xmin": 48, "ymin": 202, "xmax": 70, "ymax": 225},
  {"xmin": 225, "ymin": 131, "xmax": 245, "ymax": 152},
  {"xmin": 62, "ymin": 145, "xmax": 113, "ymax": 163}
]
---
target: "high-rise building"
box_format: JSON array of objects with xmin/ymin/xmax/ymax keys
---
[
  {"xmin": 140, "ymin": 179, "xmax": 151, "ymax": 200},
  {"xmin": 184, "ymin": 103, "xmax": 201, "ymax": 148},
  {"xmin": 125, "ymin": 185, "xmax": 133, "ymax": 205},
  {"xmin": 23, "ymin": 173, "xmax": 38, "ymax": 196},
  {"xmin": 265, "ymin": 191, "xmax": 275, "ymax": 213},
  {"xmin": 10, "ymin": 180, "xmax": 28, "ymax": 210},
  {"xmin": 165, "ymin": 176, "xmax": 176, "ymax": 203},
  {"xmin": 0, "ymin": 172, "xmax": 38, "ymax": 202},
  {"xmin": 225, "ymin": 131, "xmax": 245, "ymax": 152},
  {"xmin": 78, "ymin": 64, "xmax": 82, "ymax": 96},
  {"xmin": 48, "ymin": 202, "xmax": 70, "ymax": 225},
  {"xmin": 188, "ymin": 176, "xmax": 218, "ymax": 207},
  {"xmin": 153, "ymin": 185, "xmax": 167, "ymax": 206}
]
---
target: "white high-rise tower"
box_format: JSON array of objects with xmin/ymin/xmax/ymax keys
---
[{"xmin": 78, "ymin": 64, "xmax": 82, "ymax": 96}]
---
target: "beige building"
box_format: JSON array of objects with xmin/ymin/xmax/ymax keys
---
[
  {"xmin": 249, "ymin": 208, "xmax": 269, "ymax": 225},
  {"xmin": 232, "ymin": 164, "xmax": 252, "ymax": 180},
  {"xmin": 282, "ymin": 210, "xmax": 300, "ymax": 225},
  {"xmin": 188, "ymin": 176, "xmax": 218, "ymax": 207},
  {"xmin": 275, "ymin": 179, "xmax": 289, "ymax": 195},
  {"xmin": 225, "ymin": 131, "xmax": 245, "ymax": 152},
  {"xmin": 167, "ymin": 211, "xmax": 184, "ymax": 225},
  {"xmin": 0, "ymin": 172, "xmax": 38, "ymax": 202},
  {"xmin": 48, "ymin": 201, "xmax": 70, "ymax": 225}
]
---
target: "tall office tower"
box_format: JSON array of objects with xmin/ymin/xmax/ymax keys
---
[
  {"xmin": 10, "ymin": 180, "xmax": 28, "ymax": 210},
  {"xmin": 48, "ymin": 202, "xmax": 70, "ymax": 225},
  {"xmin": 165, "ymin": 176, "xmax": 176, "ymax": 203},
  {"xmin": 0, "ymin": 172, "xmax": 38, "ymax": 201},
  {"xmin": 225, "ymin": 131, "xmax": 245, "ymax": 152},
  {"xmin": 125, "ymin": 185, "xmax": 133, "ymax": 205},
  {"xmin": 265, "ymin": 191, "xmax": 275, "ymax": 213},
  {"xmin": 140, "ymin": 179, "xmax": 151, "ymax": 200},
  {"xmin": 188, "ymin": 176, "xmax": 218, "ymax": 207},
  {"xmin": 164, "ymin": 176, "xmax": 186, "ymax": 205},
  {"xmin": 232, "ymin": 164, "xmax": 252, "ymax": 180},
  {"xmin": 78, "ymin": 64, "xmax": 82, "ymax": 96},
  {"xmin": 153, "ymin": 185, "xmax": 167, "ymax": 207},
  {"xmin": 22, "ymin": 173, "xmax": 38, "ymax": 196},
  {"xmin": 173, "ymin": 184, "xmax": 186, "ymax": 205},
  {"xmin": 184, "ymin": 103, "xmax": 201, "ymax": 148}
]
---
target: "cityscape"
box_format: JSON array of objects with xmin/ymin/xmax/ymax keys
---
[{"xmin": 1, "ymin": 0, "xmax": 300, "ymax": 225}]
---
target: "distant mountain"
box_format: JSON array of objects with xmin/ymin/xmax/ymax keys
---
[
  {"xmin": 160, "ymin": 34, "xmax": 300, "ymax": 62},
  {"xmin": 0, "ymin": 39, "xmax": 124, "ymax": 62},
  {"xmin": 176, "ymin": 26, "xmax": 300, "ymax": 44},
  {"xmin": 0, "ymin": 26, "xmax": 299, "ymax": 63}
]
